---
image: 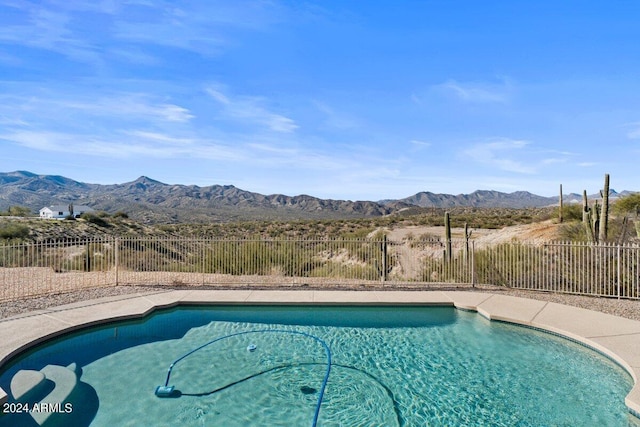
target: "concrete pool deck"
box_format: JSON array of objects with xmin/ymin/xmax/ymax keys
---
[{"xmin": 1, "ymin": 289, "xmax": 639, "ymax": 419}]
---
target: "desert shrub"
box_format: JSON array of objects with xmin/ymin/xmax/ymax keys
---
[
  {"xmin": 2, "ymin": 206, "xmax": 32, "ymax": 217},
  {"xmin": 560, "ymin": 204, "xmax": 583, "ymax": 222},
  {"xmin": 81, "ymin": 212, "xmax": 110, "ymax": 227},
  {"xmin": 557, "ymin": 221, "xmax": 590, "ymax": 242},
  {"xmin": 341, "ymin": 228, "xmax": 374, "ymax": 239},
  {"xmin": 419, "ymin": 256, "xmax": 471, "ymax": 283},
  {"xmin": 309, "ymin": 262, "xmax": 378, "ymax": 280},
  {"xmin": 0, "ymin": 223, "xmax": 30, "ymax": 240},
  {"xmin": 559, "ymin": 215, "xmax": 632, "ymax": 243},
  {"xmin": 473, "ymin": 243, "xmax": 545, "ymax": 286}
]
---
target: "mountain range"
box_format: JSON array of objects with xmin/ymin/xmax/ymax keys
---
[{"xmin": 0, "ymin": 171, "xmax": 631, "ymax": 223}]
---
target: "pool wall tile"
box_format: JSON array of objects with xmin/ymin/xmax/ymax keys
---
[
  {"xmin": 178, "ymin": 290, "xmax": 254, "ymax": 304},
  {"xmin": 372, "ymin": 291, "xmax": 453, "ymax": 305},
  {"xmin": 628, "ymin": 387, "xmax": 640, "ymax": 418},
  {"xmin": 244, "ymin": 290, "xmax": 315, "ymax": 303}
]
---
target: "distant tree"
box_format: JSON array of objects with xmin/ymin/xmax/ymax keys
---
[
  {"xmin": 613, "ymin": 193, "xmax": 640, "ymax": 239},
  {"xmin": 614, "ymin": 193, "xmax": 640, "ymax": 218},
  {"xmin": 6, "ymin": 206, "xmax": 32, "ymax": 217}
]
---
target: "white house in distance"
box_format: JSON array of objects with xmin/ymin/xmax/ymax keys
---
[{"xmin": 39, "ymin": 205, "xmax": 94, "ymax": 219}]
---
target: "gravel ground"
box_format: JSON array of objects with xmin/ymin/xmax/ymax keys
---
[{"xmin": 1, "ymin": 283, "xmax": 639, "ymax": 321}]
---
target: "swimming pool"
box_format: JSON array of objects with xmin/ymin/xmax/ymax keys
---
[{"xmin": 0, "ymin": 304, "xmax": 635, "ymax": 426}]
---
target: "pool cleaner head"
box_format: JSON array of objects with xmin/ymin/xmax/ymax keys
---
[{"xmin": 155, "ymin": 385, "xmax": 175, "ymax": 397}]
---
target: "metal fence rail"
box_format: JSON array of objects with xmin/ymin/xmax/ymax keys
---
[{"xmin": 1, "ymin": 237, "xmax": 638, "ymax": 302}]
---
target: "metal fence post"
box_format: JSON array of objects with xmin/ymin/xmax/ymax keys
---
[
  {"xmin": 471, "ymin": 240, "xmax": 475, "ymax": 287},
  {"xmin": 617, "ymin": 244, "xmax": 621, "ymax": 300},
  {"xmin": 202, "ymin": 238, "xmax": 206, "ymax": 286},
  {"xmin": 382, "ymin": 235, "xmax": 387, "ymax": 283},
  {"xmin": 115, "ymin": 237, "xmax": 119, "ymax": 286}
]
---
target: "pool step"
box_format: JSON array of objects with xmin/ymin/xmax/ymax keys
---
[
  {"xmin": 9, "ymin": 363, "xmax": 78, "ymax": 426},
  {"xmin": 10, "ymin": 369, "xmax": 46, "ymax": 400}
]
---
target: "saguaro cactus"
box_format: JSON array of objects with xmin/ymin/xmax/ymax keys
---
[
  {"xmin": 582, "ymin": 190, "xmax": 596, "ymax": 243},
  {"xmin": 463, "ymin": 222, "xmax": 472, "ymax": 261},
  {"xmin": 593, "ymin": 200, "xmax": 600, "ymax": 243},
  {"xmin": 559, "ymin": 184, "xmax": 564, "ymax": 223}
]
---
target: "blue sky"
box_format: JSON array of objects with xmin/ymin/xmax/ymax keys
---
[{"xmin": 1, "ymin": 1, "xmax": 639, "ymax": 200}]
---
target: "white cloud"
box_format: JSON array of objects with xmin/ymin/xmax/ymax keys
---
[
  {"xmin": 410, "ymin": 93, "xmax": 423, "ymax": 105},
  {"xmin": 266, "ymin": 115, "xmax": 298, "ymax": 133},
  {"xmin": 464, "ymin": 138, "xmax": 535, "ymax": 174},
  {"xmin": 108, "ymin": 47, "xmax": 161, "ymax": 66},
  {"xmin": 435, "ymin": 78, "xmax": 512, "ymax": 104},
  {"xmin": 205, "ymin": 85, "xmax": 298, "ymax": 133},
  {"xmin": 312, "ymin": 100, "xmax": 360, "ymax": 130},
  {"xmin": 113, "ymin": 21, "xmax": 227, "ymax": 55},
  {"xmin": 73, "ymin": 96, "xmax": 195, "ymax": 123},
  {"xmin": 0, "ymin": 129, "xmax": 245, "ymax": 161},
  {"xmin": 0, "ymin": 130, "xmax": 172, "ymax": 158},
  {"xmin": 0, "ymin": 0, "xmax": 285, "ymax": 66},
  {"xmin": 541, "ymin": 158, "xmax": 566, "ymax": 165},
  {"xmin": 0, "ymin": 85, "xmax": 302, "ymax": 166},
  {"xmin": 111, "ymin": 1, "xmax": 283, "ymax": 55},
  {"xmin": 123, "ymin": 131, "xmax": 194, "ymax": 145},
  {"xmin": 0, "ymin": 92, "xmax": 194, "ymax": 125},
  {"xmin": 243, "ymin": 141, "xmax": 345, "ymax": 170},
  {"xmin": 410, "ymin": 140, "xmax": 431, "ymax": 149},
  {"xmin": 626, "ymin": 122, "xmax": 640, "ymax": 139},
  {"xmin": 0, "ymin": 5, "xmax": 102, "ymax": 64},
  {"xmin": 152, "ymin": 104, "xmax": 194, "ymax": 123},
  {"xmin": 205, "ymin": 87, "xmax": 231, "ymax": 105},
  {"xmin": 463, "ymin": 139, "xmax": 580, "ymax": 176},
  {"xmin": 0, "ymin": 115, "xmax": 29, "ymax": 126}
]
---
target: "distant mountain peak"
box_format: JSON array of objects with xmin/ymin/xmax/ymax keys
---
[
  {"xmin": 132, "ymin": 176, "xmax": 165, "ymax": 185},
  {"xmin": 1, "ymin": 170, "xmax": 636, "ymax": 223},
  {"xmin": 10, "ymin": 170, "xmax": 38, "ymax": 178}
]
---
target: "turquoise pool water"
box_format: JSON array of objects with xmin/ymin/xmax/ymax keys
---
[{"xmin": 0, "ymin": 305, "xmax": 634, "ymax": 426}]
